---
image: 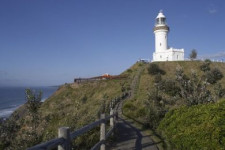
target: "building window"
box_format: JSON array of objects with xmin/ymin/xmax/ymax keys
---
[
  {"xmin": 165, "ymin": 36, "xmax": 166, "ymax": 39},
  {"xmin": 160, "ymin": 55, "xmax": 162, "ymax": 58},
  {"xmin": 177, "ymin": 55, "xmax": 178, "ymax": 59},
  {"xmin": 160, "ymin": 43, "xmax": 161, "ymax": 46}
]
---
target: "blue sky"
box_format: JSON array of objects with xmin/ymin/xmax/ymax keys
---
[{"xmin": 0, "ymin": 0, "xmax": 225, "ymax": 87}]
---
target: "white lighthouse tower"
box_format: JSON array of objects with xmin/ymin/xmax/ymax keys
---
[{"xmin": 153, "ymin": 10, "xmax": 184, "ymax": 62}]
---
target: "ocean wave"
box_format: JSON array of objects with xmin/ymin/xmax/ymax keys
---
[
  {"xmin": 0, "ymin": 106, "xmax": 19, "ymax": 118},
  {"xmin": 0, "ymin": 98, "xmax": 47, "ymax": 118},
  {"xmin": 41, "ymin": 97, "xmax": 47, "ymax": 102}
]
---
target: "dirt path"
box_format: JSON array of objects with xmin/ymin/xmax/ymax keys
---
[{"xmin": 107, "ymin": 64, "xmax": 158, "ymax": 150}]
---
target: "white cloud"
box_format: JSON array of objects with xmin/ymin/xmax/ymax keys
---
[
  {"xmin": 208, "ymin": 4, "xmax": 218, "ymax": 14},
  {"xmin": 199, "ymin": 51, "xmax": 225, "ymax": 59},
  {"xmin": 208, "ymin": 8, "xmax": 217, "ymax": 14}
]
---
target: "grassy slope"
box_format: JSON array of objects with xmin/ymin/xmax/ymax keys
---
[
  {"xmin": 3, "ymin": 63, "xmax": 142, "ymax": 150},
  {"xmin": 123, "ymin": 61, "xmax": 225, "ymax": 149},
  {"xmin": 3, "ymin": 61, "xmax": 225, "ymax": 149},
  {"xmin": 124, "ymin": 61, "xmax": 225, "ymax": 123},
  {"xmin": 39, "ymin": 80, "xmax": 126, "ymax": 148}
]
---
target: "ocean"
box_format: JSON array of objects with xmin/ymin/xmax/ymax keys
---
[{"xmin": 0, "ymin": 86, "xmax": 58, "ymax": 118}]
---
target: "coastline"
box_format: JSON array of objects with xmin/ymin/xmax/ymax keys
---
[{"xmin": 0, "ymin": 86, "xmax": 59, "ymax": 118}]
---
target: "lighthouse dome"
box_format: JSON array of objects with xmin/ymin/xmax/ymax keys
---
[{"xmin": 156, "ymin": 11, "xmax": 165, "ymax": 19}]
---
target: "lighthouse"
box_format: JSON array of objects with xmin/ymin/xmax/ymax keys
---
[{"xmin": 153, "ymin": 10, "xmax": 184, "ymax": 62}]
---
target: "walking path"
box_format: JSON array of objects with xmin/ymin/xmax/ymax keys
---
[{"xmin": 108, "ymin": 65, "xmax": 158, "ymax": 150}]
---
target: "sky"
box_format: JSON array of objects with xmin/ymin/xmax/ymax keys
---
[{"xmin": 0, "ymin": 0, "xmax": 225, "ymax": 87}]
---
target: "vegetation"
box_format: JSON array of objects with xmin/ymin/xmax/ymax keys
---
[
  {"xmin": 25, "ymin": 89, "xmax": 42, "ymax": 130},
  {"xmin": 123, "ymin": 61, "xmax": 225, "ymax": 149},
  {"xmin": 0, "ymin": 77, "xmax": 130, "ymax": 149},
  {"xmin": 189, "ymin": 49, "xmax": 197, "ymax": 60},
  {"xmin": 148, "ymin": 63, "xmax": 166, "ymax": 75},
  {"xmin": 158, "ymin": 99, "xmax": 225, "ymax": 149},
  {"xmin": 0, "ymin": 89, "xmax": 43, "ymax": 149},
  {"xmin": 1, "ymin": 61, "xmax": 225, "ymax": 149},
  {"xmin": 200, "ymin": 59, "xmax": 211, "ymax": 72}
]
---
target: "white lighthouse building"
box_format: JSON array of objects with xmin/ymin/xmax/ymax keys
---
[{"xmin": 153, "ymin": 11, "xmax": 184, "ymax": 62}]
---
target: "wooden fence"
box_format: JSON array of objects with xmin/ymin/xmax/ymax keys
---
[
  {"xmin": 27, "ymin": 108, "xmax": 118, "ymax": 150},
  {"xmin": 26, "ymin": 92, "xmax": 131, "ymax": 150}
]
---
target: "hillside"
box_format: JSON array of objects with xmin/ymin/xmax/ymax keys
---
[
  {"xmin": 0, "ymin": 61, "xmax": 225, "ymax": 149},
  {"xmin": 0, "ymin": 79, "xmax": 131, "ymax": 149},
  {"xmin": 123, "ymin": 61, "xmax": 225, "ymax": 123},
  {"xmin": 123, "ymin": 61, "xmax": 225, "ymax": 149}
]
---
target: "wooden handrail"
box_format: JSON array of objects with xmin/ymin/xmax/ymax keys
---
[
  {"xmin": 27, "ymin": 137, "xmax": 64, "ymax": 150},
  {"xmin": 27, "ymin": 111, "xmax": 118, "ymax": 150},
  {"xmin": 27, "ymin": 92, "xmax": 128, "ymax": 150}
]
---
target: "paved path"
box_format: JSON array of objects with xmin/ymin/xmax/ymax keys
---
[
  {"xmin": 108, "ymin": 65, "xmax": 158, "ymax": 150},
  {"xmin": 108, "ymin": 100, "xmax": 158, "ymax": 150},
  {"xmin": 107, "ymin": 64, "xmax": 158, "ymax": 150}
]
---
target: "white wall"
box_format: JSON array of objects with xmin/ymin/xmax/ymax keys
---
[
  {"xmin": 154, "ymin": 30, "xmax": 168, "ymax": 52},
  {"xmin": 153, "ymin": 49, "xmax": 184, "ymax": 62}
]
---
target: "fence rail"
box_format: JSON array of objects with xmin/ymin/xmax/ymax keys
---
[
  {"xmin": 27, "ymin": 108, "xmax": 118, "ymax": 150},
  {"xmin": 27, "ymin": 92, "xmax": 129, "ymax": 150}
]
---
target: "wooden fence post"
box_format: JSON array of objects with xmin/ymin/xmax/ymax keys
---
[
  {"xmin": 100, "ymin": 114, "xmax": 106, "ymax": 150},
  {"xmin": 115, "ymin": 112, "xmax": 118, "ymax": 123},
  {"xmin": 110, "ymin": 101, "xmax": 112, "ymax": 109},
  {"xmin": 58, "ymin": 127, "xmax": 71, "ymax": 150},
  {"xmin": 110, "ymin": 108, "xmax": 114, "ymax": 127}
]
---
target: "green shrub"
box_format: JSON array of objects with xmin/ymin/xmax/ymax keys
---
[
  {"xmin": 206, "ymin": 68, "xmax": 223, "ymax": 84},
  {"xmin": 160, "ymin": 79, "xmax": 180, "ymax": 96},
  {"xmin": 127, "ymin": 69, "xmax": 133, "ymax": 73},
  {"xmin": 81, "ymin": 95, "xmax": 88, "ymax": 104},
  {"xmin": 158, "ymin": 99, "xmax": 225, "ymax": 149},
  {"xmin": 148, "ymin": 63, "xmax": 165, "ymax": 75},
  {"xmin": 200, "ymin": 60, "xmax": 211, "ymax": 72}
]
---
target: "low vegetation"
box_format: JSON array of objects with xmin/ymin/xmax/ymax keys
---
[{"xmin": 158, "ymin": 99, "xmax": 225, "ymax": 149}]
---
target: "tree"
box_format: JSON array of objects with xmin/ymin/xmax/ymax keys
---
[
  {"xmin": 189, "ymin": 49, "xmax": 197, "ymax": 60},
  {"xmin": 25, "ymin": 89, "xmax": 42, "ymax": 129}
]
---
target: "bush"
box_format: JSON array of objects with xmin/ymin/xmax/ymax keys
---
[
  {"xmin": 200, "ymin": 59, "xmax": 211, "ymax": 72},
  {"xmin": 154, "ymin": 73, "xmax": 162, "ymax": 83},
  {"xmin": 160, "ymin": 79, "xmax": 180, "ymax": 96},
  {"xmin": 206, "ymin": 68, "xmax": 223, "ymax": 84},
  {"xmin": 158, "ymin": 99, "xmax": 225, "ymax": 149},
  {"xmin": 148, "ymin": 63, "xmax": 165, "ymax": 75},
  {"xmin": 81, "ymin": 95, "xmax": 88, "ymax": 103}
]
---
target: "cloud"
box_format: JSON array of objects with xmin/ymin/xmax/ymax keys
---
[
  {"xmin": 199, "ymin": 51, "xmax": 225, "ymax": 59},
  {"xmin": 208, "ymin": 8, "xmax": 217, "ymax": 14},
  {"xmin": 208, "ymin": 4, "xmax": 217, "ymax": 14}
]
